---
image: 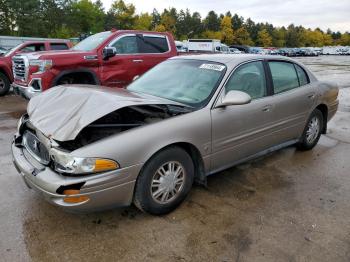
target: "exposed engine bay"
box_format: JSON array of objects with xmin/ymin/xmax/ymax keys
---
[{"xmin": 57, "ymin": 104, "xmax": 192, "ymax": 151}]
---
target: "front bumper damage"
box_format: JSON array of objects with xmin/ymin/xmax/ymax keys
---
[{"xmin": 11, "ymin": 141, "xmax": 141, "ymax": 212}]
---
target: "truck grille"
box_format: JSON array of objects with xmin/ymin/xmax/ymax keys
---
[
  {"xmin": 23, "ymin": 131, "xmax": 50, "ymax": 165},
  {"xmin": 12, "ymin": 56, "xmax": 27, "ymax": 81}
]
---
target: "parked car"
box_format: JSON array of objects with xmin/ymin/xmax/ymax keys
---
[
  {"xmin": 229, "ymin": 48, "xmax": 242, "ymax": 54},
  {"xmin": 0, "ymin": 47, "xmax": 7, "ymax": 56},
  {"xmin": 12, "ymin": 54, "xmax": 338, "ymax": 215},
  {"xmin": 0, "ymin": 40, "xmax": 72, "ymax": 96},
  {"xmin": 12, "ymin": 30, "xmax": 177, "ymax": 99},
  {"xmin": 175, "ymin": 40, "xmax": 187, "ymax": 53},
  {"xmin": 229, "ymin": 45, "xmax": 250, "ymax": 53}
]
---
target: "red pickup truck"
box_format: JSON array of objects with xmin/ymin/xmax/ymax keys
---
[
  {"xmin": 0, "ymin": 40, "xmax": 72, "ymax": 96},
  {"xmin": 12, "ymin": 30, "xmax": 177, "ymax": 99}
]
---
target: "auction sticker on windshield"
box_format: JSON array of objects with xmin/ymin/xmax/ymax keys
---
[{"xmin": 199, "ymin": 64, "xmax": 226, "ymax": 71}]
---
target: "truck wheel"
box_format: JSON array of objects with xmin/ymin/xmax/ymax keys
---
[
  {"xmin": 0, "ymin": 72, "xmax": 10, "ymax": 96},
  {"xmin": 297, "ymin": 109, "xmax": 323, "ymax": 151},
  {"xmin": 57, "ymin": 76, "xmax": 74, "ymax": 85},
  {"xmin": 133, "ymin": 147, "xmax": 194, "ymax": 215}
]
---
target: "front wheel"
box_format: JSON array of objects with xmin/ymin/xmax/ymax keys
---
[
  {"xmin": 297, "ymin": 109, "xmax": 323, "ymax": 151},
  {"xmin": 133, "ymin": 147, "xmax": 194, "ymax": 215},
  {"xmin": 0, "ymin": 72, "xmax": 10, "ymax": 96}
]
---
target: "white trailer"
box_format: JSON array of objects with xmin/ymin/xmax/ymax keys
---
[{"xmin": 187, "ymin": 39, "xmax": 222, "ymax": 52}]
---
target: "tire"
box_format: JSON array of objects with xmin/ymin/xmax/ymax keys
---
[
  {"xmin": 297, "ymin": 109, "xmax": 323, "ymax": 151},
  {"xmin": 133, "ymin": 146, "xmax": 194, "ymax": 215},
  {"xmin": 0, "ymin": 72, "xmax": 10, "ymax": 96}
]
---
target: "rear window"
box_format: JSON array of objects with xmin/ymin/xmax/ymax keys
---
[
  {"xmin": 50, "ymin": 43, "xmax": 69, "ymax": 50},
  {"xmin": 139, "ymin": 36, "xmax": 169, "ymax": 53},
  {"xmin": 269, "ymin": 61, "xmax": 299, "ymax": 94},
  {"xmin": 295, "ymin": 64, "xmax": 309, "ymax": 86}
]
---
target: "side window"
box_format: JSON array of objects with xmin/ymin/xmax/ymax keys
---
[
  {"xmin": 20, "ymin": 43, "xmax": 45, "ymax": 52},
  {"xmin": 269, "ymin": 61, "xmax": 299, "ymax": 94},
  {"xmin": 294, "ymin": 64, "xmax": 309, "ymax": 86},
  {"xmin": 225, "ymin": 61, "xmax": 267, "ymax": 100},
  {"xmin": 50, "ymin": 43, "xmax": 69, "ymax": 50},
  {"xmin": 139, "ymin": 35, "xmax": 169, "ymax": 53},
  {"xmin": 111, "ymin": 36, "xmax": 138, "ymax": 54}
]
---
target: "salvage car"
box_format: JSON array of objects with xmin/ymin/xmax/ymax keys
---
[{"xmin": 12, "ymin": 54, "xmax": 339, "ymax": 215}]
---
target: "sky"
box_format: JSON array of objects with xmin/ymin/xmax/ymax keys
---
[{"xmin": 101, "ymin": 0, "xmax": 350, "ymax": 33}]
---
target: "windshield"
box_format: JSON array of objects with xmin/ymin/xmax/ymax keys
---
[
  {"xmin": 72, "ymin": 31, "xmax": 113, "ymax": 51},
  {"xmin": 4, "ymin": 44, "xmax": 21, "ymax": 57},
  {"xmin": 127, "ymin": 59, "xmax": 226, "ymax": 108}
]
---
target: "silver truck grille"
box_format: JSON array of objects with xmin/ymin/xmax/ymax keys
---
[
  {"xmin": 23, "ymin": 131, "xmax": 50, "ymax": 165},
  {"xmin": 12, "ymin": 56, "xmax": 27, "ymax": 81}
]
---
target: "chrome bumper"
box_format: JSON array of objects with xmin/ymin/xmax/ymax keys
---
[
  {"xmin": 12, "ymin": 82, "xmax": 41, "ymax": 100},
  {"xmin": 12, "ymin": 142, "xmax": 140, "ymax": 212}
]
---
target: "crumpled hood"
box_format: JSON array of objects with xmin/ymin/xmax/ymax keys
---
[{"xmin": 28, "ymin": 85, "xmax": 182, "ymax": 141}]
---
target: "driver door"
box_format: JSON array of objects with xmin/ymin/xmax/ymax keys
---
[
  {"xmin": 210, "ymin": 61, "xmax": 278, "ymax": 172},
  {"xmin": 101, "ymin": 34, "xmax": 144, "ymax": 88}
]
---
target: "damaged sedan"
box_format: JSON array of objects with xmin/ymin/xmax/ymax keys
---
[{"xmin": 12, "ymin": 55, "xmax": 339, "ymax": 215}]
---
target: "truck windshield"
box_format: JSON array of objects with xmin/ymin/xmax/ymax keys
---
[
  {"xmin": 127, "ymin": 59, "xmax": 226, "ymax": 108},
  {"xmin": 72, "ymin": 31, "xmax": 113, "ymax": 51}
]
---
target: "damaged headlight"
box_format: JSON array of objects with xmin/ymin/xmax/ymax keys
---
[
  {"xmin": 29, "ymin": 59, "xmax": 53, "ymax": 74},
  {"xmin": 50, "ymin": 148, "xmax": 119, "ymax": 175}
]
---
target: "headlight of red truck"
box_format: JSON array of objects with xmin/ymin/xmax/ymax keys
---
[{"xmin": 29, "ymin": 59, "xmax": 53, "ymax": 74}]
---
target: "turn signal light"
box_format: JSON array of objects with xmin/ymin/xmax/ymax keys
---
[
  {"xmin": 63, "ymin": 189, "xmax": 89, "ymax": 203},
  {"xmin": 94, "ymin": 159, "xmax": 119, "ymax": 172}
]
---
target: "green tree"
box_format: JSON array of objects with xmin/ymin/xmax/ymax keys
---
[
  {"xmin": 231, "ymin": 14, "xmax": 244, "ymax": 30},
  {"xmin": 272, "ymin": 27, "xmax": 286, "ymax": 47},
  {"xmin": 257, "ymin": 29, "xmax": 272, "ymax": 47},
  {"xmin": 105, "ymin": 0, "xmax": 136, "ymax": 30},
  {"xmin": 220, "ymin": 16, "xmax": 234, "ymax": 44},
  {"xmin": 203, "ymin": 11, "xmax": 220, "ymax": 31},
  {"xmin": 233, "ymin": 27, "xmax": 253, "ymax": 45},
  {"xmin": 151, "ymin": 8, "xmax": 161, "ymax": 29},
  {"xmin": 0, "ymin": 0, "xmax": 16, "ymax": 35},
  {"xmin": 159, "ymin": 9, "xmax": 177, "ymax": 35},
  {"xmin": 69, "ymin": 0, "xmax": 105, "ymax": 34},
  {"xmin": 134, "ymin": 13, "xmax": 152, "ymax": 30},
  {"xmin": 201, "ymin": 30, "xmax": 222, "ymax": 40},
  {"xmin": 340, "ymin": 33, "xmax": 350, "ymax": 45}
]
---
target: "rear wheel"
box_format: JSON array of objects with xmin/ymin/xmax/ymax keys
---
[
  {"xmin": 297, "ymin": 109, "xmax": 323, "ymax": 151},
  {"xmin": 133, "ymin": 147, "xmax": 194, "ymax": 215},
  {"xmin": 0, "ymin": 72, "xmax": 10, "ymax": 96}
]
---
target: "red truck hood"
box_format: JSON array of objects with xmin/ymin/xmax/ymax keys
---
[{"xmin": 27, "ymin": 85, "xmax": 185, "ymax": 141}]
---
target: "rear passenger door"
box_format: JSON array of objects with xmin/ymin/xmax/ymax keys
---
[
  {"xmin": 266, "ymin": 60, "xmax": 318, "ymax": 144},
  {"xmin": 137, "ymin": 34, "xmax": 172, "ymax": 75}
]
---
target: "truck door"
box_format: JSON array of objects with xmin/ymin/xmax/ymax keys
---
[
  {"xmin": 100, "ymin": 34, "xmax": 144, "ymax": 88},
  {"xmin": 136, "ymin": 34, "xmax": 173, "ymax": 77}
]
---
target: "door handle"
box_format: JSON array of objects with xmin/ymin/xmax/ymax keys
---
[
  {"xmin": 133, "ymin": 59, "xmax": 143, "ymax": 63},
  {"xmin": 262, "ymin": 105, "xmax": 273, "ymax": 112}
]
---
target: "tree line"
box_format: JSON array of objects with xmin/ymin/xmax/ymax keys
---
[{"xmin": 1, "ymin": 0, "xmax": 349, "ymax": 47}]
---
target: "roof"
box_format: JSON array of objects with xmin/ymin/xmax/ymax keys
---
[{"xmin": 172, "ymin": 54, "xmax": 296, "ymax": 66}]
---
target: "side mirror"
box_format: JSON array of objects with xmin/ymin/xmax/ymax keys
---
[
  {"xmin": 216, "ymin": 90, "xmax": 251, "ymax": 107},
  {"xmin": 103, "ymin": 47, "xmax": 117, "ymax": 60}
]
